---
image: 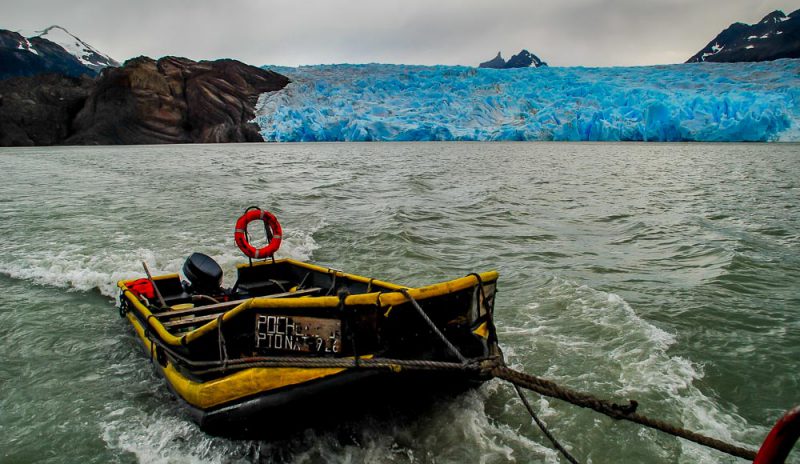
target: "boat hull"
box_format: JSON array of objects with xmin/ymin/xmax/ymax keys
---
[{"xmin": 168, "ymin": 367, "xmax": 483, "ymax": 437}]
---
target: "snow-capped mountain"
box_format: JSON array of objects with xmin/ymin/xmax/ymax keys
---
[
  {"xmin": 30, "ymin": 25, "xmax": 119, "ymax": 72},
  {"xmin": 687, "ymin": 9, "xmax": 800, "ymax": 63},
  {"xmin": 0, "ymin": 25, "xmax": 118, "ymax": 80}
]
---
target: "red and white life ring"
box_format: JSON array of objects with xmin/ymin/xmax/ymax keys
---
[
  {"xmin": 755, "ymin": 405, "xmax": 800, "ymax": 464},
  {"xmin": 234, "ymin": 209, "xmax": 282, "ymax": 259}
]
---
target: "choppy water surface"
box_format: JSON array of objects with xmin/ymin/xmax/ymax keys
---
[{"xmin": 1, "ymin": 142, "xmax": 798, "ymax": 463}]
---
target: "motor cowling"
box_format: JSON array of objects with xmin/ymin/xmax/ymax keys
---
[{"xmin": 182, "ymin": 252, "xmax": 223, "ymax": 294}]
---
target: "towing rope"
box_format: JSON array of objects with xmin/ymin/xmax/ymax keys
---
[
  {"xmin": 400, "ymin": 285, "xmax": 758, "ymax": 461},
  {"xmin": 137, "ymin": 284, "xmax": 759, "ymax": 462},
  {"xmin": 399, "ymin": 288, "xmax": 468, "ymax": 364},
  {"xmin": 147, "ymin": 346, "xmax": 757, "ymax": 460},
  {"xmin": 514, "ymin": 384, "xmax": 580, "ymax": 464},
  {"xmin": 492, "ymin": 365, "xmax": 757, "ymax": 461},
  {"xmin": 144, "ymin": 334, "xmax": 757, "ymax": 461}
]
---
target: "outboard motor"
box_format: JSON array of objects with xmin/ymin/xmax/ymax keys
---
[{"xmin": 182, "ymin": 252, "xmax": 224, "ymax": 296}]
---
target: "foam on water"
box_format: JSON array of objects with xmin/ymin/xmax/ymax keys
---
[
  {"xmin": 98, "ymin": 386, "xmax": 561, "ymax": 464},
  {"xmin": 500, "ymin": 277, "xmax": 765, "ymax": 461},
  {"xmin": 0, "ymin": 227, "xmax": 320, "ymax": 298},
  {"xmin": 101, "ymin": 410, "xmax": 252, "ymax": 464}
]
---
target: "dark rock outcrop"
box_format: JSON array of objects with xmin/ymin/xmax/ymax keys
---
[
  {"xmin": 505, "ymin": 49, "xmax": 547, "ymax": 68},
  {"xmin": 0, "ymin": 73, "xmax": 92, "ymax": 145},
  {"xmin": 687, "ymin": 9, "xmax": 800, "ymax": 63},
  {"xmin": 479, "ymin": 52, "xmax": 507, "ymax": 69},
  {"xmin": 0, "ymin": 30, "xmax": 96, "ymax": 80},
  {"xmin": 66, "ymin": 56, "xmax": 290, "ymax": 144},
  {"xmin": 0, "ymin": 56, "xmax": 290, "ymax": 146},
  {"xmin": 479, "ymin": 49, "xmax": 547, "ymax": 68}
]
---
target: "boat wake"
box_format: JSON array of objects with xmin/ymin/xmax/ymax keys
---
[
  {"xmin": 0, "ymin": 232, "xmax": 769, "ymax": 462},
  {"xmin": 496, "ymin": 277, "xmax": 765, "ymax": 462},
  {"xmin": 0, "ymin": 227, "xmax": 321, "ymax": 298},
  {"xmin": 101, "ymin": 407, "xmax": 252, "ymax": 464},
  {"xmin": 99, "ymin": 384, "xmax": 563, "ymax": 464}
]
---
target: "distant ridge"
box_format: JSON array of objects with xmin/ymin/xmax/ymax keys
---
[
  {"xmin": 687, "ymin": 9, "xmax": 800, "ymax": 63},
  {"xmin": 479, "ymin": 49, "xmax": 547, "ymax": 68},
  {"xmin": 479, "ymin": 52, "xmax": 506, "ymax": 69},
  {"xmin": 0, "ymin": 25, "xmax": 118, "ymax": 80}
]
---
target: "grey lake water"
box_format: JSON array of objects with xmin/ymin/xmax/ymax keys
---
[{"xmin": 0, "ymin": 142, "xmax": 798, "ymax": 463}]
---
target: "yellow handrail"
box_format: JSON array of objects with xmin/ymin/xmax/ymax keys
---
[{"xmin": 118, "ymin": 260, "xmax": 498, "ymax": 347}]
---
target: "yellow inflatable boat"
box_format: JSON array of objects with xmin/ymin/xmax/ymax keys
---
[{"xmin": 116, "ymin": 209, "xmax": 500, "ymax": 436}]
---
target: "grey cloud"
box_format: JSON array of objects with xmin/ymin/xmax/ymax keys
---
[{"xmin": 4, "ymin": 0, "xmax": 796, "ymax": 67}]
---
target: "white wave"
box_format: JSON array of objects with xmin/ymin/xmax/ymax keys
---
[
  {"xmin": 101, "ymin": 409, "xmax": 251, "ymax": 464},
  {"xmin": 0, "ymin": 227, "xmax": 321, "ymax": 298},
  {"xmin": 502, "ymin": 277, "xmax": 763, "ymax": 461},
  {"xmin": 99, "ymin": 386, "xmax": 561, "ymax": 464},
  {"xmin": 0, "ymin": 248, "xmax": 159, "ymax": 298}
]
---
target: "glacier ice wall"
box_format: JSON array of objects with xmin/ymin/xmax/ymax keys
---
[{"xmin": 255, "ymin": 60, "xmax": 800, "ymax": 142}]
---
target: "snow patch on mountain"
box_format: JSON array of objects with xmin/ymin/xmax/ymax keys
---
[
  {"xmin": 29, "ymin": 25, "xmax": 118, "ymax": 71},
  {"xmin": 687, "ymin": 10, "xmax": 800, "ymax": 63},
  {"xmin": 16, "ymin": 36, "xmax": 39, "ymax": 55}
]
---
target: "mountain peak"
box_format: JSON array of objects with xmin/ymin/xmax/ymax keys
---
[
  {"xmin": 687, "ymin": 9, "xmax": 800, "ymax": 63},
  {"xmin": 479, "ymin": 51, "xmax": 506, "ymax": 69},
  {"xmin": 479, "ymin": 49, "xmax": 547, "ymax": 69},
  {"xmin": 759, "ymin": 10, "xmax": 787, "ymax": 24},
  {"xmin": 38, "ymin": 25, "xmax": 70, "ymax": 34},
  {"xmin": 1, "ymin": 25, "xmax": 119, "ymax": 80},
  {"xmin": 505, "ymin": 49, "xmax": 547, "ymax": 68},
  {"xmin": 30, "ymin": 25, "xmax": 119, "ymax": 71}
]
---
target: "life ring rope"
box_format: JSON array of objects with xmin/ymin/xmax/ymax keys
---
[{"xmin": 234, "ymin": 208, "xmax": 282, "ymax": 259}]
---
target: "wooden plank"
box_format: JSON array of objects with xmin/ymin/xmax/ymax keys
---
[
  {"xmin": 155, "ymin": 299, "xmax": 243, "ymax": 319},
  {"xmin": 154, "ymin": 287, "xmax": 323, "ymax": 320},
  {"xmin": 162, "ymin": 312, "xmax": 223, "ymax": 329}
]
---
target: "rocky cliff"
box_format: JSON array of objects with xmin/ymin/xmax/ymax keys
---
[
  {"xmin": 0, "ymin": 73, "xmax": 92, "ymax": 146},
  {"xmin": 68, "ymin": 56, "xmax": 289, "ymax": 144},
  {"xmin": 0, "ymin": 56, "xmax": 290, "ymax": 146}
]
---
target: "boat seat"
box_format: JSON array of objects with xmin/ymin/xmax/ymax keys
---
[
  {"xmin": 233, "ymin": 264, "xmax": 294, "ymax": 297},
  {"xmin": 162, "ymin": 312, "xmax": 225, "ymax": 329},
  {"xmin": 157, "ymin": 287, "xmax": 323, "ymax": 329},
  {"xmin": 236, "ymin": 278, "xmax": 292, "ymax": 296}
]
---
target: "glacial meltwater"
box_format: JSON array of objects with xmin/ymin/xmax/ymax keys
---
[{"xmin": 1, "ymin": 142, "xmax": 798, "ymax": 463}]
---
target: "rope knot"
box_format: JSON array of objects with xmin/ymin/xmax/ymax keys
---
[
  {"xmin": 477, "ymin": 356, "xmax": 504, "ymax": 377},
  {"xmin": 610, "ymin": 400, "xmax": 639, "ymax": 418}
]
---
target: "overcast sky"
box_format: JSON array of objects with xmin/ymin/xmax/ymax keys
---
[{"xmin": 6, "ymin": 0, "xmax": 798, "ymax": 67}]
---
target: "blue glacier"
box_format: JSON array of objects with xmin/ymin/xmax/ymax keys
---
[{"xmin": 255, "ymin": 61, "xmax": 800, "ymax": 142}]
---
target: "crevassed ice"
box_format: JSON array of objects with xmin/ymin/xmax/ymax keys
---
[{"xmin": 255, "ymin": 60, "xmax": 800, "ymax": 142}]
